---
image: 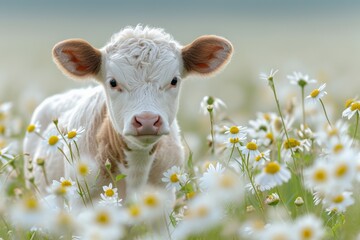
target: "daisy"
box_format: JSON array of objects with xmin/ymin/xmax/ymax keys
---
[
  {"xmin": 293, "ymin": 214, "xmax": 325, "ymax": 240},
  {"xmin": 304, "ymin": 159, "xmax": 332, "ymax": 193},
  {"xmin": 257, "ymin": 222, "xmax": 293, "ymax": 240},
  {"xmin": 99, "ymin": 183, "xmax": 122, "ymax": 207},
  {"xmin": 199, "ymin": 162, "xmax": 225, "ymax": 192},
  {"xmin": 342, "ymin": 100, "xmax": 360, "ymax": 119},
  {"xmin": 305, "ymin": 83, "xmax": 327, "ymax": 104},
  {"xmin": 225, "ymin": 136, "xmax": 245, "ymax": 149},
  {"xmin": 138, "ymin": 188, "xmax": 170, "ymax": 221},
  {"xmin": 66, "ymin": 126, "xmax": 85, "ymax": 143},
  {"xmin": 287, "ymin": 71, "xmax": 317, "ymax": 87},
  {"xmin": 200, "ymin": 96, "xmax": 226, "ymax": 115},
  {"xmin": 75, "ymin": 161, "xmax": 92, "ymax": 178},
  {"xmin": 43, "ymin": 130, "xmax": 63, "ymax": 154},
  {"xmin": 328, "ymin": 150, "xmax": 357, "ymax": 190},
  {"xmin": 172, "ymin": 194, "xmax": 224, "ymax": 240},
  {"xmin": 26, "ymin": 121, "xmax": 41, "ymax": 135},
  {"xmin": 282, "ymin": 137, "xmax": 311, "ymax": 162},
  {"xmin": 264, "ymin": 193, "xmax": 280, "ymax": 206},
  {"xmin": 322, "ymin": 191, "xmax": 354, "ymax": 213},
  {"xmin": 252, "ymin": 150, "xmax": 270, "ymax": 168},
  {"xmin": 255, "ymin": 161, "xmax": 291, "ymax": 190},
  {"xmin": 78, "ymin": 206, "xmax": 125, "ymax": 240},
  {"xmin": 259, "ymin": 69, "xmax": 278, "ymax": 82},
  {"xmin": 161, "ymin": 165, "xmax": 188, "ymax": 191},
  {"xmin": 240, "ymin": 139, "xmax": 261, "ymax": 160},
  {"xmin": 224, "ymin": 125, "xmax": 247, "ymax": 140},
  {"xmin": 50, "ymin": 177, "xmax": 77, "ymax": 197}
]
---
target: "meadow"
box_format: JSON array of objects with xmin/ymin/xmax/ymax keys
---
[{"xmin": 0, "ymin": 68, "xmax": 360, "ymax": 239}]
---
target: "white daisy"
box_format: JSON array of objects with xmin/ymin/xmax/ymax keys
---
[
  {"xmin": 259, "ymin": 69, "xmax": 279, "ymax": 82},
  {"xmin": 161, "ymin": 165, "xmax": 188, "ymax": 191},
  {"xmin": 282, "ymin": 137, "xmax": 311, "ymax": 162},
  {"xmin": 322, "ymin": 191, "xmax": 354, "ymax": 213},
  {"xmin": 99, "ymin": 183, "xmax": 122, "ymax": 207},
  {"xmin": 255, "ymin": 161, "xmax": 291, "ymax": 190},
  {"xmin": 225, "ymin": 136, "xmax": 245, "ymax": 149},
  {"xmin": 293, "ymin": 214, "xmax": 325, "ymax": 240},
  {"xmin": 78, "ymin": 206, "xmax": 125, "ymax": 240},
  {"xmin": 26, "ymin": 121, "xmax": 41, "ymax": 135},
  {"xmin": 252, "ymin": 150, "xmax": 270, "ymax": 168},
  {"xmin": 43, "ymin": 130, "xmax": 63, "ymax": 154},
  {"xmin": 50, "ymin": 177, "xmax": 77, "ymax": 198},
  {"xmin": 65, "ymin": 126, "xmax": 85, "ymax": 143},
  {"xmin": 200, "ymin": 96, "xmax": 226, "ymax": 115},
  {"xmin": 305, "ymin": 83, "xmax": 327, "ymax": 104},
  {"xmin": 304, "ymin": 159, "xmax": 332, "ymax": 193},
  {"xmin": 199, "ymin": 162, "xmax": 225, "ymax": 192},
  {"xmin": 240, "ymin": 139, "xmax": 261, "ymax": 160},
  {"xmin": 328, "ymin": 150, "xmax": 357, "ymax": 190},
  {"xmin": 257, "ymin": 221, "xmax": 293, "ymax": 240},
  {"xmin": 342, "ymin": 100, "xmax": 360, "ymax": 119},
  {"xmin": 287, "ymin": 71, "xmax": 317, "ymax": 87},
  {"xmin": 224, "ymin": 125, "xmax": 247, "ymax": 140}
]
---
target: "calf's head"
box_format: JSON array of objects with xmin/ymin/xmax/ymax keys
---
[{"xmin": 52, "ymin": 26, "xmax": 232, "ymax": 147}]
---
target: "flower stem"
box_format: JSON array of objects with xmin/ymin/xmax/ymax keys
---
[
  {"xmin": 209, "ymin": 110, "xmax": 215, "ymax": 155},
  {"xmin": 319, "ymin": 99, "xmax": 332, "ymax": 128},
  {"xmin": 301, "ymin": 86, "xmax": 306, "ymax": 126},
  {"xmin": 352, "ymin": 112, "xmax": 359, "ymax": 146}
]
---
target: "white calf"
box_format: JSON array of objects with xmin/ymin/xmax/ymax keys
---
[{"xmin": 24, "ymin": 25, "xmax": 233, "ymax": 199}]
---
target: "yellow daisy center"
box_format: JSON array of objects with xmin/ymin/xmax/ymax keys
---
[
  {"xmin": 283, "ymin": 138, "xmax": 300, "ymax": 149},
  {"xmin": 310, "ymin": 89, "xmax": 320, "ymax": 98},
  {"xmin": 335, "ymin": 164, "xmax": 348, "ymax": 177},
  {"xmin": 129, "ymin": 205, "xmax": 141, "ymax": 217},
  {"xmin": 333, "ymin": 144, "xmax": 343, "ymax": 153},
  {"xmin": 170, "ymin": 173, "xmax": 179, "ymax": 183},
  {"xmin": 328, "ymin": 128, "xmax": 338, "ymax": 137},
  {"xmin": 57, "ymin": 212, "xmax": 72, "ymax": 227},
  {"xmin": 96, "ymin": 211, "xmax": 110, "ymax": 225},
  {"xmin": 61, "ymin": 180, "xmax": 72, "ymax": 187},
  {"xmin": 246, "ymin": 142, "xmax": 258, "ymax": 150},
  {"xmin": 314, "ymin": 169, "xmax": 327, "ymax": 182},
  {"xmin": 302, "ymin": 227, "xmax": 313, "ymax": 239},
  {"xmin": 255, "ymin": 153, "xmax": 265, "ymax": 162},
  {"xmin": 266, "ymin": 132, "xmax": 274, "ymax": 142},
  {"xmin": 105, "ymin": 188, "xmax": 115, "ymax": 197},
  {"xmin": 78, "ymin": 163, "xmax": 89, "ymax": 176},
  {"xmin": 220, "ymin": 175, "xmax": 234, "ymax": 188},
  {"xmin": 229, "ymin": 126, "xmax": 239, "ymax": 134},
  {"xmin": 27, "ymin": 124, "xmax": 36, "ymax": 133},
  {"xmin": 55, "ymin": 186, "xmax": 67, "ymax": 196},
  {"xmin": 350, "ymin": 102, "xmax": 360, "ymax": 111},
  {"xmin": 332, "ymin": 195, "xmax": 344, "ymax": 203},
  {"xmin": 48, "ymin": 135, "xmax": 59, "ymax": 146},
  {"xmin": 25, "ymin": 198, "xmax": 38, "ymax": 210},
  {"xmin": 197, "ymin": 206, "xmax": 209, "ymax": 217},
  {"xmin": 0, "ymin": 124, "xmax": 5, "ymax": 135},
  {"xmin": 144, "ymin": 195, "xmax": 158, "ymax": 207},
  {"xmin": 186, "ymin": 192, "xmax": 196, "ymax": 199},
  {"xmin": 345, "ymin": 99, "xmax": 354, "ymax": 108},
  {"xmin": 263, "ymin": 113, "xmax": 271, "ymax": 121},
  {"xmin": 229, "ymin": 138, "xmax": 240, "ymax": 144},
  {"xmin": 265, "ymin": 162, "xmax": 281, "ymax": 174},
  {"xmin": 67, "ymin": 130, "xmax": 77, "ymax": 139}
]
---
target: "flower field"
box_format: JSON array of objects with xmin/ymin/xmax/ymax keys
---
[{"xmin": 0, "ymin": 70, "xmax": 359, "ymax": 240}]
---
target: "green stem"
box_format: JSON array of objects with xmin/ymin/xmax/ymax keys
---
[
  {"xmin": 227, "ymin": 144, "xmax": 236, "ymax": 166},
  {"xmin": 352, "ymin": 112, "xmax": 359, "ymax": 146},
  {"xmin": 209, "ymin": 110, "xmax": 215, "ymax": 155},
  {"xmin": 319, "ymin": 99, "xmax": 332, "ymax": 128},
  {"xmin": 41, "ymin": 165, "xmax": 49, "ymax": 186},
  {"xmin": 301, "ymin": 86, "xmax": 306, "ymax": 126}
]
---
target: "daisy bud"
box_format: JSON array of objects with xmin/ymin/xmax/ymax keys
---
[
  {"xmin": 246, "ymin": 205, "xmax": 255, "ymax": 213},
  {"xmin": 53, "ymin": 119, "xmax": 58, "ymax": 125},
  {"xmin": 264, "ymin": 193, "xmax": 280, "ymax": 206},
  {"xmin": 294, "ymin": 196, "xmax": 304, "ymax": 206},
  {"xmin": 36, "ymin": 158, "xmax": 45, "ymax": 166},
  {"xmin": 105, "ymin": 159, "xmax": 111, "ymax": 170},
  {"xmin": 29, "ymin": 176, "xmax": 35, "ymax": 184},
  {"xmin": 27, "ymin": 165, "xmax": 33, "ymax": 172},
  {"xmin": 207, "ymin": 105, "xmax": 214, "ymax": 113}
]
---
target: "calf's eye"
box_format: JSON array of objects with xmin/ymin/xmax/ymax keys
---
[
  {"xmin": 109, "ymin": 79, "xmax": 117, "ymax": 88},
  {"xmin": 170, "ymin": 77, "xmax": 178, "ymax": 86}
]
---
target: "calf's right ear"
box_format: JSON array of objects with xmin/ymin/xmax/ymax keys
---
[{"xmin": 52, "ymin": 39, "xmax": 102, "ymax": 80}]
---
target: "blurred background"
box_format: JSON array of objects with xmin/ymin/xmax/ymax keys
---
[{"xmin": 0, "ymin": 0, "xmax": 359, "ymax": 153}]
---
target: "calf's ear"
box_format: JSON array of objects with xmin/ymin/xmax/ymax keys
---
[
  {"xmin": 182, "ymin": 35, "xmax": 233, "ymax": 76},
  {"xmin": 52, "ymin": 39, "xmax": 101, "ymax": 79}
]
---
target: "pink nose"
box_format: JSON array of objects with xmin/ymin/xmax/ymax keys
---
[{"xmin": 132, "ymin": 112, "xmax": 162, "ymax": 135}]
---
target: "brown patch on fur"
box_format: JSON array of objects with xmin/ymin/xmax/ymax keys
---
[
  {"xmin": 182, "ymin": 35, "xmax": 233, "ymax": 75},
  {"xmin": 96, "ymin": 114, "xmax": 128, "ymax": 173},
  {"xmin": 52, "ymin": 39, "xmax": 101, "ymax": 79}
]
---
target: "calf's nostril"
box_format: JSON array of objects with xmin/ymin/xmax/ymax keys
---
[{"xmin": 133, "ymin": 117, "xmax": 143, "ymax": 128}]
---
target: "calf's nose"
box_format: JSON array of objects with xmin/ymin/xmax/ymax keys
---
[{"xmin": 132, "ymin": 112, "xmax": 162, "ymax": 135}]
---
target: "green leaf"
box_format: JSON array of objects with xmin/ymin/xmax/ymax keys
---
[{"xmin": 116, "ymin": 174, "xmax": 127, "ymax": 182}]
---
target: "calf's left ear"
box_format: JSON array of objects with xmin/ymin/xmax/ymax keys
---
[
  {"xmin": 52, "ymin": 39, "xmax": 102, "ymax": 80},
  {"xmin": 182, "ymin": 35, "xmax": 233, "ymax": 75}
]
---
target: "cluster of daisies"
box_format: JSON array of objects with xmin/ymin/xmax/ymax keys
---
[{"xmin": 0, "ymin": 69, "xmax": 359, "ymax": 239}]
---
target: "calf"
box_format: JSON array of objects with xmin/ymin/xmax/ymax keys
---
[{"xmin": 24, "ymin": 25, "xmax": 233, "ymax": 199}]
